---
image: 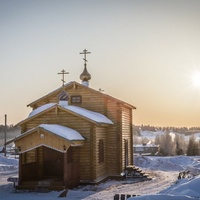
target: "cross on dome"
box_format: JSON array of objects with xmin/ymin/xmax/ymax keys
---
[
  {"xmin": 57, "ymin": 69, "xmax": 69, "ymax": 87},
  {"xmin": 79, "ymin": 49, "xmax": 91, "ymax": 86},
  {"xmin": 80, "ymin": 49, "xmax": 91, "ymax": 67}
]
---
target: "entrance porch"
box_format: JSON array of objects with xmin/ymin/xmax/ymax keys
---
[{"xmin": 17, "ymin": 146, "xmax": 80, "ymax": 190}]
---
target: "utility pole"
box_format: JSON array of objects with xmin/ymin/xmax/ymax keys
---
[{"xmin": 4, "ymin": 114, "xmax": 7, "ymax": 157}]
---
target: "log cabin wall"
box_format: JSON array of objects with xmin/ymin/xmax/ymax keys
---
[
  {"xmin": 15, "ymin": 129, "xmax": 71, "ymax": 153},
  {"xmin": 30, "ymin": 84, "xmax": 106, "ymax": 114},
  {"xmin": 106, "ymin": 99, "xmax": 121, "ymax": 176},
  {"xmin": 69, "ymin": 85, "xmax": 105, "ymax": 113},
  {"xmin": 20, "ymin": 147, "xmax": 42, "ymax": 182},
  {"xmin": 20, "ymin": 109, "xmax": 93, "ymax": 180},
  {"xmin": 94, "ymin": 126, "xmax": 108, "ymax": 182},
  {"xmin": 121, "ymin": 106, "xmax": 133, "ymax": 169}
]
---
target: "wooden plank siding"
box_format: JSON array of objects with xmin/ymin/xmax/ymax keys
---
[
  {"xmin": 31, "ymin": 85, "xmax": 106, "ymax": 115},
  {"xmin": 15, "ymin": 129, "xmax": 71, "ymax": 153},
  {"xmin": 95, "ymin": 126, "xmax": 108, "ymax": 182},
  {"xmin": 106, "ymin": 99, "xmax": 121, "ymax": 176},
  {"xmin": 121, "ymin": 106, "xmax": 133, "ymax": 169}
]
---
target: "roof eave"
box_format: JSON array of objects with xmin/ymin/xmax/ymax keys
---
[
  {"xmin": 27, "ymin": 81, "xmax": 74, "ymax": 107},
  {"xmin": 17, "ymin": 105, "xmax": 57, "ymax": 126},
  {"xmin": 58, "ymin": 105, "xmax": 114, "ymax": 126}
]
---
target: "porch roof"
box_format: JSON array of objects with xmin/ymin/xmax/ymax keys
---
[
  {"xmin": 13, "ymin": 124, "xmax": 85, "ymax": 142},
  {"xmin": 7, "ymin": 124, "xmax": 85, "ymax": 153}
]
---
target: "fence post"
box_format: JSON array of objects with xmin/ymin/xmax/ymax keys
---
[
  {"xmin": 121, "ymin": 194, "xmax": 125, "ymax": 200},
  {"xmin": 114, "ymin": 194, "xmax": 119, "ymax": 200}
]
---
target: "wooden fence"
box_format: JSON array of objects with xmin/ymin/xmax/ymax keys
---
[{"xmin": 114, "ymin": 194, "xmax": 139, "ymax": 200}]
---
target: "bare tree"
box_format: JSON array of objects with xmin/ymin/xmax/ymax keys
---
[
  {"xmin": 174, "ymin": 134, "xmax": 187, "ymax": 155},
  {"xmin": 158, "ymin": 132, "xmax": 176, "ymax": 156},
  {"xmin": 187, "ymin": 135, "xmax": 199, "ymax": 156}
]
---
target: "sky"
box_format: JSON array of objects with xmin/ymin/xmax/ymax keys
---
[{"xmin": 1, "ymin": 0, "xmax": 200, "ymax": 127}]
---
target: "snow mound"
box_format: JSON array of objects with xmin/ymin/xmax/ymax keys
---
[
  {"xmin": 134, "ymin": 156, "xmax": 183, "ymax": 171},
  {"xmin": 134, "ymin": 156, "xmax": 200, "ymax": 174},
  {"xmin": 0, "ymin": 155, "xmax": 18, "ymax": 173},
  {"xmin": 140, "ymin": 176, "xmax": 200, "ymax": 200},
  {"xmin": 164, "ymin": 176, "xmax": 200, "ymax": 197},
  {"xmin": 0, "ymin": 155, "xmax": 18, "ymax": 165}
]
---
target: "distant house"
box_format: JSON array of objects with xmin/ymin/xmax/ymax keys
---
[
  {"xmin": 8, "ymin": 50, "xmax": 136, "ymax": 190},
  {"xmin": 133, "ymin": 144, "xmax": 159, "ymax": 155}
]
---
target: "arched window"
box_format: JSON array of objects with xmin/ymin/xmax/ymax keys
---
[{"xmin": 99, "ymin": 139, "xmax": 104, "ymax": 163}]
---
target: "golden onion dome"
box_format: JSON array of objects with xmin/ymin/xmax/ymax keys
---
[{"xmin": 80, "ymin": 65, "xmax": 91, "ymax": 81}]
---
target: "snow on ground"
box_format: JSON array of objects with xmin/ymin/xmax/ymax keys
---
[
  {"xmin": 0, "ymin": 155, "xmax": 18, "ymax": 174},
  {"xmin": 1, "ymin": 154, "xmax": 200, "ymax": 199}
]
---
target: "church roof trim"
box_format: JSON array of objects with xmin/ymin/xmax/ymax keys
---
[
  {"xmin": 15, "ymin": 124, "xmax": 84, "ymax": 142},
  {"xmin": 27, "ymin": 81, "xmax": 136, "ymax": 109},
  {"xmin": 7, "ymin": 124, "xmax": 85, "ymax": 145}
]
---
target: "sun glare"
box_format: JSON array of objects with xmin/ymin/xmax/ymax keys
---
[{"xmin": 192, "ymin": 72, "xmax": 200, "ymax": 87}]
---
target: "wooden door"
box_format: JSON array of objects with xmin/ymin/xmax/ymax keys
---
[{"xmin": 43, "ymin": 147, "xmax": 63, "ymax": 178}]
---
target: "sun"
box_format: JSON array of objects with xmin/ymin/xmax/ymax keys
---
[{"xmin": 192, "ymin": 72, "xmax": 200, "ymax": 87}]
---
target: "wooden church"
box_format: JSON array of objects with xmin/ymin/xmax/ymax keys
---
[{"xmin": 11, "ymin": 49, "xmax": 136, "ymax": 190}]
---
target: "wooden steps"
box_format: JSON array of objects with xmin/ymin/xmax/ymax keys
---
[{"xmin": 125, "ymin": 165, "xmax": 152, "ymax": 180}]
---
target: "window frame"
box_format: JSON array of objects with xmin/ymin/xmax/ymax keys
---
[{"xmin": 71, "ymin": 95, "xmax": 82, "ymax": 104}]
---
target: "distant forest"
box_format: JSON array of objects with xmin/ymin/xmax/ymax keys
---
[
  {"xmin": 133, "ymin": 125, "xmax": 200, "ymax": 135},
  {"xmin": 0, "ymin": 125, "xmax": 20, "ymax": 146}
]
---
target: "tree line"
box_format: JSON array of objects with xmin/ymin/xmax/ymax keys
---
[
  {"xmin": 133, "ymin": 125, "xmax": 200, "ymax": 156},
  {"xmin": 137, "ymin": 125, "xmax": 200, "ymax": 133}
]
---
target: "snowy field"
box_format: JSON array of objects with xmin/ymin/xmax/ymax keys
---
[{"xmin": 1, "ymin": 154, "xmax": 200, "ymax": 199}]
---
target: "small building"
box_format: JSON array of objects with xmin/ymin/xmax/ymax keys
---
[
  {"xmin": 9, "ymin": 50, "xmax": 136, "ymax": 190},
  {"xmin": 133, "ymin": 144, "xmax": 159, "ymax": 155}
]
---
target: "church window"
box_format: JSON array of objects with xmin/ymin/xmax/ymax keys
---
[
  {"xmin": 99, "ymin": 139, "xmax": 104, "ymax": 163},
  {"xmin": 71, "ymin": 95, "xmax": 82, "ymax": 104}
]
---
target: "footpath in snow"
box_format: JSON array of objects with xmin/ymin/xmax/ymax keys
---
[{"xmin": 1, "ymin": 154, "xmax": 200, "ymax": 199}]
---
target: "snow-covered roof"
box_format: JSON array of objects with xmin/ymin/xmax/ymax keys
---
[
  {"xmin": 28, "ymin": 103, "xmax": 56, "ymax": 118},
  {"xmin": 39, "ymin": 124, "xmax": 84, "ymax": 141},
  {"xmin": 27, "ymin": 103, "xmax": 113, "ymax": 125},
  {"xmin": 12, "ymin": 124, "xmax": 84, "ymax": 143},
  {"xmin": 64, "ymin": 105, "xmax": 113, "ymax": 124}
]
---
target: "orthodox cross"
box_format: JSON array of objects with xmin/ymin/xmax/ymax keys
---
[
  {"xmin": 80, "ymin": 49, "xmax": 91, "ymax": 66},
  {"xmin": 57, "ymin": 69, "xmax": 69, "ymax": 87}
]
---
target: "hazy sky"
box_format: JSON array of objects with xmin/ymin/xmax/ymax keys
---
[{"xmin": 1, "ymin": 0, "xmax": 200, "ymax": 127}]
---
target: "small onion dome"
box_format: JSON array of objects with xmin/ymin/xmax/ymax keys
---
[
  {"xmin": 58, "ymin": 90, "xmax": 69, "ymax": 101},
  {"xmin": 80, "ymin": 66, "xmax": 91, "ymax": 81}
]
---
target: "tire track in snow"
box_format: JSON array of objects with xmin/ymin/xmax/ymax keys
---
[{"xmin": 82, "ymin": 170, "xmax": 178, "ymax": 200}]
